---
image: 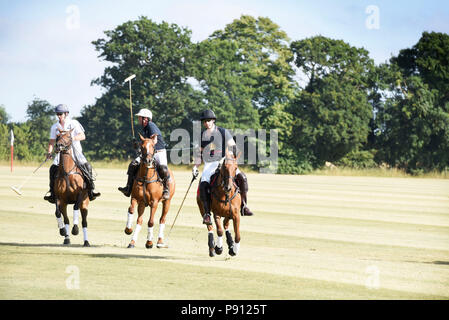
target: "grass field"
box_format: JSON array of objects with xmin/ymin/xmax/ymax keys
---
[{"xmin": 0, "ymin": 164, "xmax": 448, "ymax": 300}]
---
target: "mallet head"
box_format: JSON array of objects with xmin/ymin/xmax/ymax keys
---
[
  {"xmin": 124, "ymin": 74, "xmax": 136, "ymax": 83},
  {"xmin": 11, "ymin": 186, "xmax": 22, "ymax": 195}
]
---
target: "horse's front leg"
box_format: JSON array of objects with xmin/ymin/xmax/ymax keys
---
[
  {"xmin": 61, "ymin": 203, "xmax": 71, "ymax": 245},
  {"xmin": 72, "ymin": 197, "xmax": 81, "ymax": 236},
  {"xmin": 128, "ymin": 201, "xmax": 145, "ymax": 248},
  {"xmin": 230, "ymin": 213, "xmax": 241, "ymax": 256},
  {"xmin": 156, "ymin": 200, "xmax": 169, "ymax": 249},
  {"xmin": 224, "ymin": 217, "xmax": 234, "ymax": 254},
  {"xmin": 125, "ymin": 197, "xmax": 138, "ymax": 235},
  {"xmin": 80, "ymin": 198, "xmax": 90, "ymax": 247},
  {"xmin": 146, "ymin": 200, "xmax": 161, "ymax": 249},
  {"xmin": 55, "ymin": 199, "xmax": 66, "ymax": 237},
  {"xmin": 213, "ymin": 215, "xmax": 224, "ymax": 255}
]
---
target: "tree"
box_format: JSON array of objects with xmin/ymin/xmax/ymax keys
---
[
  {"xmin": 392, "ymin": 31, "xmax": 449, "ymax": 103},
  {"xmin": 26, "ymin": 98, "xmax": 55, "ymax": 158},
  {"xmin": 209, "ymin": 15, "xmax": 297, "ymax": 121},
  {"xmin": 0, "ymin": 123, "xmax": 9, "ymax": 160},
  {"xmin": 190, "ymin": 38, "xmax": 258, "ymax": 130},
  {"xmin": 374, "ymin": 32, "xmax": 449, "ymax": 172},
  {"xmin": 0, "ymin": 105, "xmax": 10, "ymax": 124},
  {"xmin": 202, "ymin": 15, "xmax": 298, "ymax": 172},
  {"xmin": 80, "ymin": 17, "xmax": 202, "ymax": 159},
  {"xmin": 289, "ymin": 36, "xmax": 375, "ymax": 166}
]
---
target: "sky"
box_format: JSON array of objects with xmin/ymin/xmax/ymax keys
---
[{"xmin": 1, "ymin": 0, "xmax": 448, "ymax": 123}]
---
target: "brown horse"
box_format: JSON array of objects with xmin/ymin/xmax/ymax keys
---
[
  {"xmin": 197, "ymin": 150, "xmax": 242, "ymax": 257},
  {"xmin": 54, "ymin": 129, "xmax": 90, "ymax": 246},
  {"xmin": 124, "ymin": 133, "xmax": 176, "ymax": 249}
]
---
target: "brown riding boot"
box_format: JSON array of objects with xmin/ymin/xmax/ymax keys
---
[
  {"xmin": 118, "ymin": 160, "xmax": 139, "ymax": 197},
  {"xmin": 157, "ymin": 164, "xmax": 170, "ymax": 200},
  {"xmin": 199, "ymin": 181, "xmax": 212, "ymax": 225},
  {"xmin": 235, "ymin": 172, "xmax": 254, "ymax": 216},
  {"xmin": 44, "ymin": 164, "xmax": 58, "ymax": 204},
  {"xmin": 118, "ymin": 174, "xmax": 134, "ymax": 197},
  {"xmin": 82, "ymin": 162, "xmax": 101, "ymax": 201}
]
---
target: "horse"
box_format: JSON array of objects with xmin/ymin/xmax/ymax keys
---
[
  {"xmin": 53, "ymin": 129, "xmax": 90, "ymax": 246},
  {"xmin": 124, "ymin": 133, "xmax": 176, "ymax": 249},
  {"xmin": 197, "ymin": 149, "xmax": 242, "ymax": 257}
]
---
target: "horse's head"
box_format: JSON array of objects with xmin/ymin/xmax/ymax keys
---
[
  {"xmin": 139, "ymin": 133, "xmax": 157, "ymax": 167},
  {"xmin": 220, "ymin": 148, "xmax": 240, "ymax": 194},
  {"xmin": 55, "ymin": 129, "xmax": 73, "ymax": 153}
]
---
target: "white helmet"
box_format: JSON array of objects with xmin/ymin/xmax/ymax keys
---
[{"xmin": 135, "ymin": 108, "xmax": 152, "ymax": 120}]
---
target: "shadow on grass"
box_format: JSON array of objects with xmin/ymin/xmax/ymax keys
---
[{"xmin": 0, "ymin": 241, "xmax": 168, "ymax": 260}]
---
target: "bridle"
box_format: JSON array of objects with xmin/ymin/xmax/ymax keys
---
[
  {"xmin": 55, "ymin": 132, "xmax": 72, "ymax": 154},
  {"xmin": 55, "ymin": 131, "xmax": 80, "ymax": 178},
  {"xmin": 213, "ymin": 157, "xmax": 240, "ymax": 214},
  {"xmin": 141, "ymin": 140, "xmax": 156, "ymax": 168},
  {"xmin": 137, "ymin": 139, "xmax": 158, "ymax": 207}
]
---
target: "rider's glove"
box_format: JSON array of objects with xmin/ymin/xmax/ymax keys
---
[{"xmin": 192, "ymin": 166, "xmax": 199, "ymax": 179}]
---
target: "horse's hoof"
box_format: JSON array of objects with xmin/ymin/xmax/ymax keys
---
[
  {"xmin": 124, "ymin": 227, "xmax": 133, "ymax": 235},
  {"xmin": 228, "ymin": 248, "xmax": 236, "ymax": 256},
  {"xmin": 83, "ymin": 241, "xmax": 90, "ymax": 247},
  {"xmin": 63, "ymin": 238, "xmax": 70, "ymax": 245},
  {"xmin": 127, "ymin": 243, "xmax": 135, "ymax": 248},
  {"xmin": 60, "ymin": 228, "xmax": 67, "ymax": 236},
  {"xmin": 209, "ymin": 248, "xmax": 215, "ymax": 257},
  {"xmin": 72, "ymin": 225, "xmax": 79, "ymax": 236},
  {"xmin": 215, "ymin": 246, "xmax": 223, "ymax": 255},
  {"xmin": 145, "ymin": 241, "xmax": 153, "ymax": 249},
  {"xmin": 156, "ymin": 238, "xmax": 168, "ymax": 249}
]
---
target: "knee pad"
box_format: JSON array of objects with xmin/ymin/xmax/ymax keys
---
[
  {"xmin": 236, "ymin": 172, "xmax": 248, "ymax": 192},
  {"xmin": 127, "ymin": 161, "xmax": 140, "ymax": 175}
]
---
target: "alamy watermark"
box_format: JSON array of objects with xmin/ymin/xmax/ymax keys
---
[
  {"xmin": 365, "ymin": 265, "xmax": 380, "ymax": 289},
  {"xmin": 365, "ymin": 5, "xmax": 380, "ymax": 30},
  {"xmin": 65, "ymin": 5, "xmax": 80, "ymax": 30},
  {"xmin": 168, "ymin": 122, "xmax": 278, "ymax": 173},
  {"xmin": 65, "ymin": 265, "xmax": 80, "ymax": 290}
]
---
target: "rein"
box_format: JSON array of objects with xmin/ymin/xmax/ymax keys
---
[
  {"xmin": 56, "ymin": 135, "xmax": 82, "ymax": 181},
  {"xmin": 211, "ymin": 159, "xmax": 240, "ymax": 215},
  {"xmin": 136, "ymin": 151, "xmax": 160, "ymax": 207}
]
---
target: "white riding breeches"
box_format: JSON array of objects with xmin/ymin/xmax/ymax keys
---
[
  {"xmin": 135, "ymin": 149, "xmax": 167, "ymax": 166},
  {"xmin": 53, "ymin": 146, "xmax": 87, "ymax": 166},
  {"xmin": 200, "ymin": 160, "xmax": 241, "ymax": 183}
]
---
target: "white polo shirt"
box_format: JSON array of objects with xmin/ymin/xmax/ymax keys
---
[{"xmin": 50, "ymin": 117, "xmax": 87, "ymax": 165}]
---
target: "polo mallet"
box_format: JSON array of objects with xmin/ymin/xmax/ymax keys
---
[
  {"xmin": 166, "ymin": 175, "xmax": 198, "ymax": 243},
  {"xmin": 124, "ymin": 74, "xmax": 136, "ymax": 138},
  {"xmin": 11, "ymin": 157, "xmax": 49, "ymax": 195}
]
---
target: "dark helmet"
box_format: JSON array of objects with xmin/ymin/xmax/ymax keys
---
[
  {"xmin": 200, "ymin": 109, "xmax": 216, "ymax": 120},
  {"xmin": 55, "ymin": 104, "xmax": 69, "ymax": 113}
]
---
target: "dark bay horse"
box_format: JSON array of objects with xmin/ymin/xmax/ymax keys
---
[
  {"xmin": 197, "ymin": 150, "xmax": 242, "ymax": 257},
  {"xmin": 125, "ymin": 133, "xmax": 176, "ymax": 249},
  {"xmin": 54, "ymin": 129, "xmax": 90, "ymax": 246}
]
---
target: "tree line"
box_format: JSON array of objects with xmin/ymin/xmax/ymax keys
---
[{"xmin": 1, "ymin": 15, "xmax": 448, "ymax": 174}]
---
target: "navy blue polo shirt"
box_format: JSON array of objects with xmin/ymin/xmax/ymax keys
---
[{"xmin": 142, "ymin": 121, "xmax": 166, "ymax": 151}]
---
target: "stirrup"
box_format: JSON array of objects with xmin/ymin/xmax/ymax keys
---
[{"xmin": 162, "ymin": 188, "xmax": 170, "ymax": 200}]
